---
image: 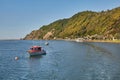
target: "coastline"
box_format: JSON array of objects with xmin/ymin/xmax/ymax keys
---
[
  {"xmin": 22, "ymin": 38, "xmax": 120, "ymax": 43},
  {"xmin": 63, "ymin": 38, "xmax": 120, "ymax": 43},
  {"xmin": 84, "ymin": 40, "xmax": 120, "ymax": 43}
]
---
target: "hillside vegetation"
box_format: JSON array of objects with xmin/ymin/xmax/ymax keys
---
[{"xmin": 24, "ymin": 7, "xmax": 120, "ymax": 40}]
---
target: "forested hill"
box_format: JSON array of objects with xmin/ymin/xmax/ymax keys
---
[{"xmin": 24, "ymin": 7, "xmax": 120, "ymax": 40}]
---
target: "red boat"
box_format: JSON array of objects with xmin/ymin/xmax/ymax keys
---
[{"xmin": 27, "ymin": 46, "xmax": 46, "ymax": 56}]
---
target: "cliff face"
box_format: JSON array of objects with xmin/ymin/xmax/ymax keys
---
[{"xmin": 24, "ymin": 7, "xmax": 120, "ymax": 40}]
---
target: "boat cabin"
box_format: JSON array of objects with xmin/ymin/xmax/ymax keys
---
[
  {"xmin": 28, "ymin": 46, "xmax": 42, "ymax": 53},
  {"xmin": 30, "ymin": 46, "xmax": 41, "ymax": 51}
]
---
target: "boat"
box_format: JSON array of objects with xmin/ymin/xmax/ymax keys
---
[
  {"xmin": 75, "ymin": 38, "xmax": 84, "ymax": 42},
  {"xmin": 27, "ymin": 46, "xmax": 46, "ymax": 56},
  {"xmin": 45, "ymin": 42, "xmax": 49, "ymax": 45}
]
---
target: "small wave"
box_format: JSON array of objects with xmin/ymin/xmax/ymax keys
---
[{"xmin": 0, "ymin": 49, "xmax": 26, "ymax": 51}]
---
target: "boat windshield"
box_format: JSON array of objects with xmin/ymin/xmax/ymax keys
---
[
  {"xmin": 30, "ymin": 47, "xmax": 41, "ymax": 50},
  {"xmin": 38, "ymin": 47, "xmax": 41, "ymax": 50}
]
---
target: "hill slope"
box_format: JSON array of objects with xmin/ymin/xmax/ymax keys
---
[{"xmin": 24, "ymin": 7, "xmax": 120, "ymax": 40}]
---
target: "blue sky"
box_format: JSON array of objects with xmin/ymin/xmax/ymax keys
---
[{"xmin": 0, "ymin": 0, "xmax": 120, "ymax": 39}]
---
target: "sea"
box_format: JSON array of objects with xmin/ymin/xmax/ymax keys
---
[{"xmin": 0, "ymin": 40, "xmax": 120, "ymax": 80}]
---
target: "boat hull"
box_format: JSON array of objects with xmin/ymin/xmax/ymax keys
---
[{"xmin": 28, "ymin": 50, "xmax": 46, "ymax": 56}]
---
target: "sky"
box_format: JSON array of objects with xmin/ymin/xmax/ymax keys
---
[{"xmin": 0, "ymin": 0, "xmax": 120, "ymax": 39}]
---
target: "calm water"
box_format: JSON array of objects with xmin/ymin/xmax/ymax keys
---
[{"xmin": 0, "ymin": 40, "xmax": 120, "ymax": 80}]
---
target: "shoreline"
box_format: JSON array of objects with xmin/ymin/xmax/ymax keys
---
[
  {"xmin": 84, "ymin": 40, "xmax": 120, "ymax": 43},
  {"xmin": 63, "ymin": 39, "xmax": 120, "ymax": 43},
  {"xmin": 9, "ymin": 39, "xmax": 120, "ymax": 43}
]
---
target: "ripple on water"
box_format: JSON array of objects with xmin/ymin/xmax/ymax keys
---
[{"xmin": 0, "ymin": 40, "xmax": 120, "ymax": 80}]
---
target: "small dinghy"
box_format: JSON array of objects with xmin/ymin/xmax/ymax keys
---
[{"xmin": 45, "ymin": 42, "xmax": 49, "ymax": 45}]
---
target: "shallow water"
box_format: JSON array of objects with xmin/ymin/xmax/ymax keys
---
[{"xmin": 0, "ymin": 40, "xmax": 120, "ymax": 80}]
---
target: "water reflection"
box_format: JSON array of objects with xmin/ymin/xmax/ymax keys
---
[
  {"xmin": 83, "ymin": 42, "xmax": 117, "ymax": 59},
  {"xmin": 29, "ymin": 55, "xmax": 43, "ymax": 60}
]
